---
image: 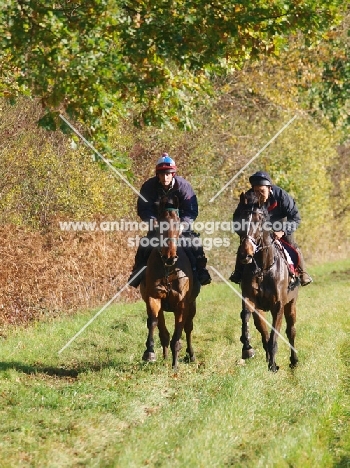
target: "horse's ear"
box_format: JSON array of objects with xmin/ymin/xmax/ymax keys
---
[
  {"xmin": 173, "ymin": 195, "xmax": 179, "ymax": 209},
  {"xmin": 254, "ymin": 192, "xmax": 264, "ymax": 207},
  {"xmin": 239, "ymin": 192, "xmax": 246, "ymax": 205}
]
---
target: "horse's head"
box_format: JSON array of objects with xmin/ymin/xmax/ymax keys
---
[
  {"xmin": 157, "ymin": 195, "xmax": 180, "ymax": 267},
  {"xmin": 236, "ymin": 192, "xmax": 270, "ymax": 264}
]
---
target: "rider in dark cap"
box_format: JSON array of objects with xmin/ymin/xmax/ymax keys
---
[{"xmin": 229, "ymin": 171, "xmax": 313, "ymax": 286}]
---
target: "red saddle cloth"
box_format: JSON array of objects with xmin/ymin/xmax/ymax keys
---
[{"xmin": 279, "ymin": 239, "xmax": 300, "ymax": 274}]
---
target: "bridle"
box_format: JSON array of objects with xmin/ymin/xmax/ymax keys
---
[
  {"xmin": 157, "ymin": 206, "xmax": 180, "ymax": 268},
  {"xmin": 240, "ymin": 208, "xmax": 266, "ymax": 251},
  {"xmin": 239, "ymin": 205, "xmax": 276, "ymax": 271}
]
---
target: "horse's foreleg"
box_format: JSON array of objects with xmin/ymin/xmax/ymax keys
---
[
  {"xmin": 157, "ymin": 311, "xmax": 170, "ymax": 359},
  {"xmin": 240, "ymin": 301, "xmax": 255, "ymax": 359},
  {"xmin": 170, "ymin": 305, "xmax": 186, "ymax": 370},
  {"xmin": 284, "ymin": 299, "xmax": 298, "ymax": 368},
  {"xmin": 143, "ymin": 298, "xmax": 161, "ymax": 362},
  {"xmin": 268, "ymin": 304, "xmax": 284, "ymax": 372},
  {"xmin": 252, "ymin": 309, "xmax": 270, "ymax": 362},
  {"xmin": 184, "ymin": 301, "xmax": 196, "ymax": 363}
]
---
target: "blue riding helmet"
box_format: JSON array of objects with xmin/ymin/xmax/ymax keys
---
[{"xmin": 156, "ymin": 153, "xmax": 177, "ymax": 174}]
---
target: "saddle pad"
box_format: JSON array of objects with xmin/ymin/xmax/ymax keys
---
[{"xmin": 280, "ymin": 238, "xmax": 300, "ymax": 268}]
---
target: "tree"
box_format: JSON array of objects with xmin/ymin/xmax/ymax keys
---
[
  {"xmin": 0, "ymin": 0, "xmax": 344, "ymax": 137},
  {"xmin": 309, "ymin": 9, "xmax": 350, "ymax": 136}
]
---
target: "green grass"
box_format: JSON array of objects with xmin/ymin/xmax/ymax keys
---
[{"xmin": 0, "ymin": 259, "xmax": 349, "ymax": 467}]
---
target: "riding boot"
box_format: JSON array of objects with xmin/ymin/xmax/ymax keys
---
[
  {"xmin": 195, "ymin": 255, "xmax": 212, "ymax": 286},
  {"xmin": 128, "ymin": 241, "xmax": 150, "ymax": 288},
  {"xmin": 295, "ymin": 247, "xmax": 313, "ymax": 286},
  {"xmin": 229, "ymin": 250, "xmax": 244, "ymax": 283},
  {"xmin": 186, "ymin": 233, "xmax": 211, "ymax": 286},
  {"xmin": 182, "ymin": 244, "xmax": 197, "ymax": 271}
]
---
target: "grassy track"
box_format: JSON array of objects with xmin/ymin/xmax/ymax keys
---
[{"xmin": 0, "ymin": 260, "xmax": 349, "ymax": 467}]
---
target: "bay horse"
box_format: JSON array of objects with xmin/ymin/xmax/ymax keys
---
[
  {"xmin": 140, "ymin": 196, "xmax": 199, "ymax": 369},
  {"xmin": 236, "ymin": 192, "xmax": 299, "ymax": 372}
]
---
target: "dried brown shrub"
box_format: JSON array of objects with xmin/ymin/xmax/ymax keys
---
[{"xmin": 0, "ymin": 224, "xmax": 140, "ymax": 326}]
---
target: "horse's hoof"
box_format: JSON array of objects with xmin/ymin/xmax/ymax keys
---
[
  {"xmin": 142, "ymin": 351, "xmax": 156, "ymax": 362},
  {"xmin": 184, "ymin": 354, "xmax": 196, "ymax": 363},
  {"xmin": 268, "ymin": 364, "xmax": 279, "ymax": 372},
  {"xmin": 289, "ymin": 361, "xmax": 298, "ymax": 369},
  {"xmin": 242, "ymin": 348, "xmax": 255, "ymax": 359}
]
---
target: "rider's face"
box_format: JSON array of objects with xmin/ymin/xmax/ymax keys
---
[
  {"xmin": 158, "ymin": 172, "xmax": 174, "ymax": 189},
  {"xmin": 253, "ymin": 185, "xmax": 271, "ymax": 203}
]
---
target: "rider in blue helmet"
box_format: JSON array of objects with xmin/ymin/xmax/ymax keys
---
[
  {"xmin": 128, "ymin": 153, "xmax": 212, "ymax": 287},
  {"xmin": 229, "ymin": 171, "xmax": 312, "ymax": 286}
]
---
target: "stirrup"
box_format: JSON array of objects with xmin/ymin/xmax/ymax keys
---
[
  {"xmin": 288, "ymin": 275, "xmax": 300, "ymax": 291},
  {"xmin": 297, "ymin": 267, "xmax": 313, "ymax": 286}
]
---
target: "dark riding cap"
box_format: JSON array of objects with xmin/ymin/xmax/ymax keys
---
[
  {"xmin": 249, "ymin": 171, "xmax": 273, "ymax": 186},
  {"xmin": 156, "ymin": 153, "xmax": 177, "ymax": 174}
]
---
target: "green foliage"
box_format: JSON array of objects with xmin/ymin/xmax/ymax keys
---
[
  {"xmin": 320, "ymin": 54, "xmax": 350, "ymax": 126},
  {"xmin": 296, "ymin": 9, "xmax": 350, "ymax": 137},
  {"xmin": 312, "ymin": 25, "xmax": 350, "ymax": 132},
  {"xmin": 0, "ymin": 144, "xmax": 132, "ymax": 228},
  {"xmin": 0, "ymin": 99, "xmax": 133, "ymax": 229},
  {"xmin": 0, "ymin": 0, "xmax": 345, "ymax": 137},
  {"xmin": 258, "ymin": 119, "xmax": 338, "ymax": 249}
]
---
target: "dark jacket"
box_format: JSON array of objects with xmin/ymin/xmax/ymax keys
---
[
  {"xmin": 137, "ymin": 176, "xmax": 198, "ymax": 226},
  {"xmin": 233, "ymin": 185, "xmax": 301, "ymax": 236}
]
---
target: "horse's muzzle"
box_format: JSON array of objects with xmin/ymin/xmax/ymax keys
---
[
  {"xmin": 162, "ymin": 255, "xmax": 178, "ymax": 266},
  {"xmin": 241, "ymin": 255, "xmax": 253, "ymax": 264}
]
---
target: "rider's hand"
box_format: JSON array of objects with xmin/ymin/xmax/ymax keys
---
[{"xmin": 273, "ymin": 230, "xmax": 285, "ymax": 239}]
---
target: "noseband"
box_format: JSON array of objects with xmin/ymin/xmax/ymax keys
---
[
  {"xmin": 161, "ymin": 249, "xmax": 178, "ymax": 267},
  {"xmin": 241, "ymin": 234, "xmax": 263, "ymax": 254}
]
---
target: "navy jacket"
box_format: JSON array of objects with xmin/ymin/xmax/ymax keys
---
[
  {"xmin": 137, "ymin": 176, "xmax": 198, "ymax": 226},
  {"xmin": 233, "ymin": 185, "xmax": 301, "ymax": 236}
]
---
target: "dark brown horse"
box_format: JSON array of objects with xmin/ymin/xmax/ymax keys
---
[
  {"xmin": 236, "ymin": 192, "xmax": 299, "ymax": 372},
  {"xmin": 140, "ymin": 196, "xmax": 199, "ymax": 369}
]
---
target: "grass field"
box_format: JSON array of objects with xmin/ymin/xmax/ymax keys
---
[{"xmin": 0, "ymin": 259, "xmax": 349, "ymax": 467}]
